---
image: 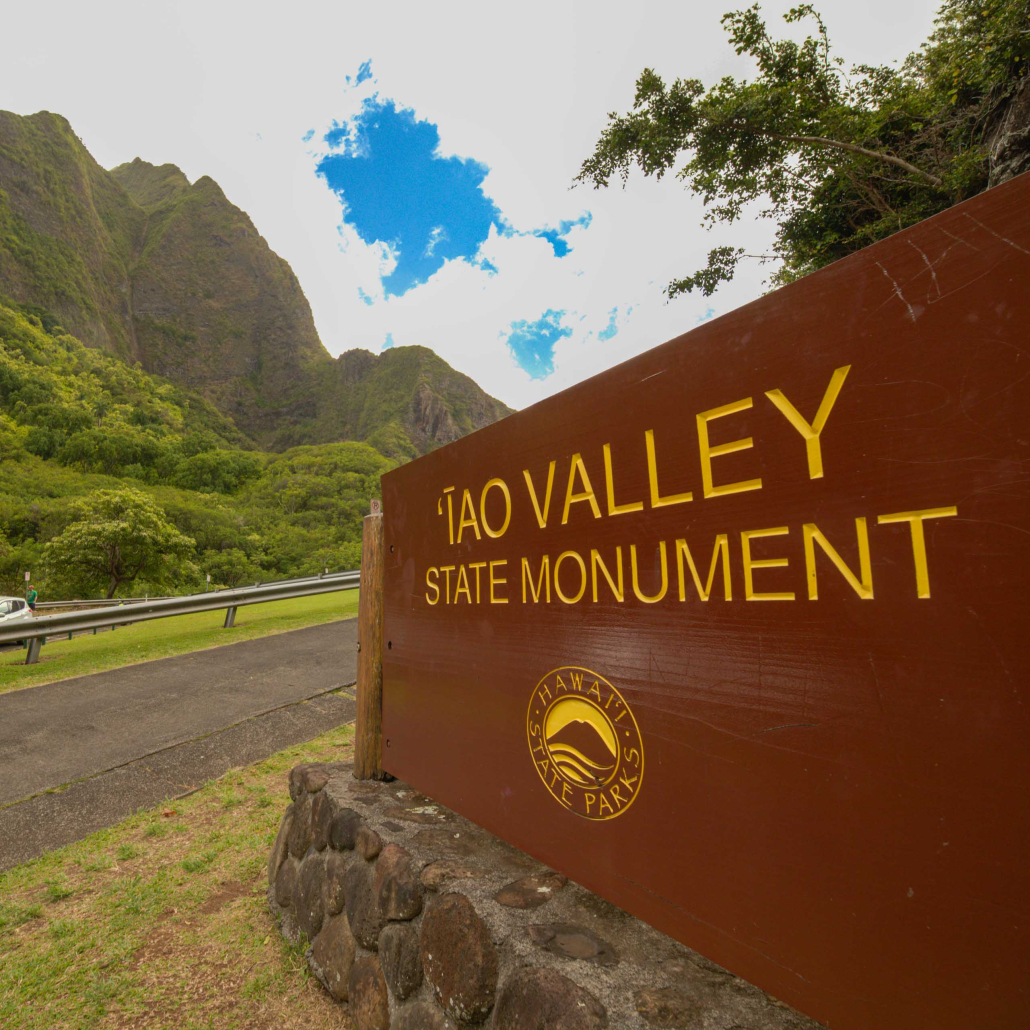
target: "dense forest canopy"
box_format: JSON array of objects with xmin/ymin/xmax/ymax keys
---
[
  {"xmin": 576, "ymin": 0, "xmax": 1030, "ymax": 296},
  {"xmin": 0, "ymin": 298, "xmax": 394, "ymax": 599}
]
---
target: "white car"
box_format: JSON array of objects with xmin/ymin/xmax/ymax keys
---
[{"xmin": 0, "ymin": 596, "xmax": 33, "ymax": 645}]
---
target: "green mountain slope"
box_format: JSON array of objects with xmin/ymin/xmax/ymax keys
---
[
  {"xmin": 0, "ymin": 298, "xmax": 395, "ymax": 598},
  {"xmin": 0, "ymin": 111, "xmax": 512, "ymax": 453},
  {"xmin": 0, "ymin": 111, "xmax": 144, "ymax": 359},
  {"xmin": 279, "ymin": 345, "xmax": 513, "ymax": 453},
  {"xmin": 108, "ymin": 158, "xmax": 331, "ymax": 437}
]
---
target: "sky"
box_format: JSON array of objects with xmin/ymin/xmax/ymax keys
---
[{"xmin": 1, "ymin": 0, "xmax": 942, "ymax": 411}]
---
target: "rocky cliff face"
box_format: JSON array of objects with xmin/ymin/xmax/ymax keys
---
[
  {"xmin": 0, "ymin": 111, "xmax": 144, "ymax": 358},
  {"xmin": 989, "ymin": 75, "xmax": 1030, "ymax": 188},
  {"xmin": 276, "ymin": 345, "xmax": 512, "ymax": 453},
  {"xmin": 110, "ymin": 160, "xmax": 330, "ymax": 435},
  {"xmin": 0, "ymin": 111, "xmax": 512, "ymax": 453}
]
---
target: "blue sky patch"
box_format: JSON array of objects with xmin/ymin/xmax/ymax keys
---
[
  {"xmin": 316, "ymin": 98, "xmax": 504, "ymax": 296},
  {"xmin": 357, "ymin": 287, "xmax": 375, "ymax": 306},
  {"xmin": 355, "ymin": 60, "xmax": 373, "ymax": 85},
  {"xmin": 383, "ymin": 332, "xmax": 395, "ymax": 350},
  {"xmin": 598, "ymin": 307, "xmax": 618, "ymax": 342},
  {"xmin": 506, "ymin": 309, "xmax": 571, "ymax": 379},
  {"xmin": 532, "ymin": 213, "xmax": 592, "ymax": 258},
  {"xmin": 302, "ymin": 129, "xmax": 315, "ymax": 142}
]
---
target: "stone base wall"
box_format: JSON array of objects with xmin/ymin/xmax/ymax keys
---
[{"xmin": 268, "ymin": 763, "xmax": 823, "ymax": 1030}]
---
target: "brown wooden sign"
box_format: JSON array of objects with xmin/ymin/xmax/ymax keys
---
[{"xmin": 380, "ymin": 174, "xmax": 1030, "ymax": 1030}]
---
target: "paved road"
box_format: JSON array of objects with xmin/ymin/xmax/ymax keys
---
[{"xmin": 0, "ymin": 620, "xmax": 357, "ymax": 869}]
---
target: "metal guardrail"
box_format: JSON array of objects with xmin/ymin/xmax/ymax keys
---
[
  {"xmin": 0, "ymin": 570, "xmax": 361, "ymax": 664},
  {"xmin": 32, "ymin": 571, "xmax": 351, "ymax": 612}
]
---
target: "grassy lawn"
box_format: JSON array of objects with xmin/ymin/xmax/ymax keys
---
[
  {"xmin": 0, "ymin": 722, "xmax": 356, "ymax": 1030},
  {"xmin": 0, "ymin": 589, "xmax": 359, "ymax": 696}
]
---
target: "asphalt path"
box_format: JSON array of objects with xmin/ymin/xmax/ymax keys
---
[{"xmin": 0, "ymin": 619, "xmax": 357, "ymax": 869}]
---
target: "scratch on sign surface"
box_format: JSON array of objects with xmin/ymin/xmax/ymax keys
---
[{"xmin": 875, "ymin": 262, "xmax": 917, "ymax": 322}]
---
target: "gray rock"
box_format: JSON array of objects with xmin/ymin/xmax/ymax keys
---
[
  {"xmin": 287, "ymin": 793, "xmax": 312, "ymax": 859},
  {"xmin": 323, "ymin": 848, "xmax": 350, "ymax": 917},
  {"xmin": 310, "ymin": 912, "xmax": 356, "ymax": 1002},
  {"xmin": 329, "ymin": 807, "xmax": 363, "ymax": 850},
  {"xmin": 349, "ymin": 955, "xmax": 390, "ymax": 1030},
  {"xmin": 493, "ymin": 871, "xmax": 566, "ymax": 909},
  {"xmin": 374, "ymin": 843, "xmax": 422, "ymax": 920},
  {"xmin": 311, "ymin": 789, "xmax": 336, "ymax": 852},
  {"xmin": 634, "ymin": 986, "xmax": 702, "ymax": 1028},
  {"xmin": 356, "ymin": 824, "xmax": 383, "ymax": 860},
  {"xmin": 268, "ymin": 804, "xmax": 294, "ymax": 886},
  {"xmin": 420, "ymin": 859, "xmax": 481, "ymax": 892},
  {"xmin": 274, "ymin": 855, "xmax": 299, "ymax": 908},
  {"xmin": 420, "ymin": 892, "xmax": 497, "ymax": 1024},
  {"xmin": 379, "ymin": 921, "xmax": 422, "ymax": 1000},
  {"xmin": 295, "ymin": 851, "xmax": 326, "ymax": 940},
  {"xmin": 527, "ymin": 923, "xmax": 618, "ymax": 966},
  {"xmin": 345, "ymin": 853, "xmax": 384, "ymax": 950},
  {"xmin": 493, "ymin": 968, "xmax": 608, "ymax": 1029}
]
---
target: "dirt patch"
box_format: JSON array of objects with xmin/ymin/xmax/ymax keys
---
[{"xmin": 198, "ymin": 880, "xmax": 251, "ymax": 916}]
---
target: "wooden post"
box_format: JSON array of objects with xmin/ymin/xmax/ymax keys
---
[{"xmin": 354, "ymin": 512, "xmax": 386, "ymax": 779}]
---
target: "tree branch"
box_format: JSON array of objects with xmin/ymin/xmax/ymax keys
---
[{"xmin": 768, "ymin": 132, "xmax": 944, "ymax": 187}]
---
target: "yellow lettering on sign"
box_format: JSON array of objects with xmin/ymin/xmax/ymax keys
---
[
  {"xmin": 603, "ymin": 443, "xmax": 644, "ymax": 516},
  {"xmin": 630, "ymin": 541, "xmax": 669, "ymax": 603},
  {"xmin": 676, "ymin": 534, "xmax": 732, "ymax": 601},
  {"xmin": 591, "ymin": 547, "xmax": 625, "ymax": 603},
  {"xmin": 440, "ymin": 486, "xmax": 456, "ymax": 545},
  {"xmin": 457, "ymin": 489, "xmax": 482, "ymax": 543},
  {"xmin": 765, "ymin": 365, "xmax": 850, "ymax": 480},
  {"xmin": 469, "ymin": 561, "xmax": 486, "ymax": 604},
  {"xmin": 454, "ymin": 565, "xmax": 472, "ymax": 604},
  {"xmin": 803, "ymin": 518, "xmax": 873, "ymax": 600},
  {"xmin": 522, "ymin": 555, "xmax": 551, "ymax": 603},
  {"xmin": 555, "ymin": 550, "xmax": 587, "ymax": 604},
  {"xmin": 598, "ymin": 794, "xmax": 614, "ymax": 816},
  {"xmin": 523, "ymin": 461, "xmax": 556, "ymax": 529},
  {"xmin": 696, "ymin": 398, "xmax": 763, "ymax": 499},
  {"xmin": 562, "ymin": 454, "xmax": 602, "ymax": 524},
  {"xmin": 740, "ymin": 527, "xmax": 795, "ymax": 601},
  {"xmin": 644, "ymin": 430, "xmax": 693, "ymax": 508},
  {"xmin": 439, "ymin": 565, "xmax": 456, "ymax": 604},
  {"xmin": 877, "ymin": 506, "xmax": 958, "ymax": 598},
  {"xmin": 480, "ymin": 478, "xmax": 511, "ymax": 538},
  {"xmin": 489, "ymin": 560, "xmax": 508, "ymax": 604},
  {"xmin": 425, "ymin": 567, "xmax": 440, "ymax": 605}
]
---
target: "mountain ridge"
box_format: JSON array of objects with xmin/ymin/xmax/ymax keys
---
[{"xmin": 0, "ymin": 111, "xmax": 512, "ymax": 453}]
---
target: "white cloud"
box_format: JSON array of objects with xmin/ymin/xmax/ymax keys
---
[{"xmin": 1, "ymin": 0, "xmax": 942, "ymax": 410}]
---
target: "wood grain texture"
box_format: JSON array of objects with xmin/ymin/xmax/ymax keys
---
[
  {"xmin": 381, "ymin": 174, "xmax": 1030, "ymax": 1030},
  {"xmin": 354, "ymin": 513, "xmax": 385, "ymax": 780}
]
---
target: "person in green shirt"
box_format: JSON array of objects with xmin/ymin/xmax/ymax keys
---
[{"xmin": 26, "ymin": 585, "xmax": 37, "ymax": 611}]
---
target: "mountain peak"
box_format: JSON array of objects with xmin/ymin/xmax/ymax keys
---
[
  {"xmin": 109, "ymin": 157, "xmax": 190, "ymax": 210},
  {"xmin": 1, "ymin": 108, "xmax": 512, "ymax": 456}
]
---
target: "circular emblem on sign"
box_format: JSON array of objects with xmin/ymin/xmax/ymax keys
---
[{"xmin": 526, "ymin": 666, "xmax": 644, "ymax": 820}]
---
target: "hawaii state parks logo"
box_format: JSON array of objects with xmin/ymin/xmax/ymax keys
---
[{"xmin": 526, "ymin": 666, "xmax": 644, "ymax": 820}]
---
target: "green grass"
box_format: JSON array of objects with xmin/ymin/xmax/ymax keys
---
[
  {"xmin": 0, "ymin": 589, "xmax": 358, "ymax": 695},
  {"xmin": 0, "ymin": 723, "xmax": 356, "ymax": 1030}
]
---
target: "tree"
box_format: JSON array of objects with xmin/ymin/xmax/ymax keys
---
[
  {"xmin": 173, "ymin": 449, "xmax": 263, "ymax": 494},
  {"xmin": 575, "ymin": 0, "xmax": 1029, "ymax": 297},
  {"xmin": 202, "ymin": 548, "xmax": 257, "ymax": 588},
  {"xmin": 42, "ymin": 488, "xmax": 196, "ymax": 598}
]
